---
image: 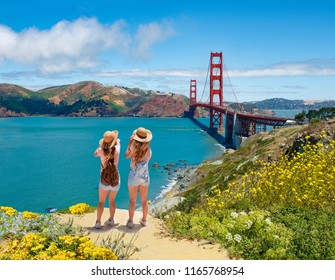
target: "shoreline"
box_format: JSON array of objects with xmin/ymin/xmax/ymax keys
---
[
  {"xmin": 148, "ymin": 163, "xmax": 200, "ymax": 214},
  {"xmin": 148, "ymin": 145, "xmax": 229, "ymax": 215}
]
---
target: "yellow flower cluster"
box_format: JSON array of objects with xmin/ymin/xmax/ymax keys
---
[
  {"xmin": 0, "ymin": 206, "xmax": 17, "ymax": 216},
  {"xmin": 207, "ymin": 137, "xmax": 335, "ymax": 210},
  {"xmin": 69, "ymin": 203, "xmax": 92, "ymax": 215},
  {"xmin": 22, "ymin": 211, "xmax": 39, "ymax": 219},
  {"xmin": 0, "ymin": 233, "xmax": 118, "ymax": 260},
  {"xmin": 205, "ymin": 186, "xmax": 225, "ymax": 212}
]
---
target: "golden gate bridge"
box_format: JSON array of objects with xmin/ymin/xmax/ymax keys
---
[{"xmin": 188, "ymin": 52, "xmax": 290, "ymax": 149}]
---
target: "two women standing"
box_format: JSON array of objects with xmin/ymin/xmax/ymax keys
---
[{"xmin": 94, "ymin": 127, "xmax": 152, "ymax": 229}]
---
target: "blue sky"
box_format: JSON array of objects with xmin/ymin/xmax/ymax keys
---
[{"xmin": 0, "ymin": 0, "xmax": 334, "ymax": 102}]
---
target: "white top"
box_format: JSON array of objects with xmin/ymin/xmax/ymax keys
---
[{"xmin": 94, "ymin": 140, "xmax": 120, "ymax": 168}]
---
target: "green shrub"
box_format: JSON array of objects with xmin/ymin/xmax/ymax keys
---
[
  {"xmin": 164, "ymin": 209, "xmax": 295, "ymax": 259},
  {"xmin": 272, "ymin": 207, "xmax": 335, "ymax": 260}
]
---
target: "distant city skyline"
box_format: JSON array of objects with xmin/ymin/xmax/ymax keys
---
[{"xmin": 1, "ymin": 0, "xmax": 334, "ymax": 102}]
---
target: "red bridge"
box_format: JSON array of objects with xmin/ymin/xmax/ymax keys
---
[{"xmin": 188, "ymin": 52, "xmax": 290, "ymax": 148}]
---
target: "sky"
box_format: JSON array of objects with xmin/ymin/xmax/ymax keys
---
[{"xmin": 0, "ymin": 0, "xmax": 334, "ymax": 102}]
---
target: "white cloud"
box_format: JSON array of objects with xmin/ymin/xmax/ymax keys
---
[
  {"xmin": 97, "ymin": 68, "xmax": 204, "ymax": 78},
  {"xmin": 0, "ymin": 18, "xmax": 131, "ymax": 73},
  {"xmin": 228, "ymin": 59, "xmax": 335, "ymax": 77},
  {"xmin": 0, "ymin": 17, "xmax": 176, "ymax": 74},
  {"xmin": 97, "ymin": 59, "xmax": 335, "ymax": 80},
  {"xmin": 132, "ymin": 19, "xmax": 176, "ymax": 61}
]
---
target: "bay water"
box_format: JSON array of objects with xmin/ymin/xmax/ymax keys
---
[
  {"xmin": 273, "ymin": 109, "xmax": 301, "ymax": 119},
  {"xmin": 0, "ymin": 117, "xmax": 224, "ymax": 213}
]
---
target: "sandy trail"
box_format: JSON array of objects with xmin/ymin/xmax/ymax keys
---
[{"xmin": 57, "ymin": 208, "xmax": 230, "ymax": 260}]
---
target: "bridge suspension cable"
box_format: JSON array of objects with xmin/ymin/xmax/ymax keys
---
[
  {"xmin": 223, "ymin": 59, "xmax": 241, "ymax": 110},
  {"xmin": 194, "ymin": 52, "xmax": 241, "ymax": 108},
  {"xmin": 198, "ymin": 58, "xmax": 210, "ymax": 103},
  {"xmin": 203, "ymin": 54, "xmax": 222, "ymax": 104}
]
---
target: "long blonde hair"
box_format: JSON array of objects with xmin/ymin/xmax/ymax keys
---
[{"xmin": 132, "ymin": 140, "xmax": 150, "ymax": 164}]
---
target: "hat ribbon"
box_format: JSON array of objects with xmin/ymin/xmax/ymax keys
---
[{"xmin": 136, "ymin": 132, "xmax": 147, "ymax": 139}]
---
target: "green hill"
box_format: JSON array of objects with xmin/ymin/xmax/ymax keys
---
[
  {"xmin": 0, "ymin": 81, "xmax": 190, "ymax": 117},
  {"xmin": 158, "ymin": 119, "xmax": 335, "ymax": 260}
]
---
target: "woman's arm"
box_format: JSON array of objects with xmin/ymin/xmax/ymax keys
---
[
  {"xmin": 125, "ymin": 136, "xmax": 134, "ymax": 158},
  {"xmin": 114, "ymin": 142, "xmax": 120, "ymax": 167},
  {"xmin": 144, "ymin": 148, "xmax": 152, "ymax": 162},
  {"xmin": 94, "ymin": 147, "xmax": 100, "ymax": 157}
]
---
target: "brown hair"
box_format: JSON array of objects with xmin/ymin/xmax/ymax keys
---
[
  {"xmin": 101, "ymin": 142, "xmax": 118, "ymax": 184},
  {"xmin": 132, "ymin": 140, "xmax": 150, "ymax": 164}
]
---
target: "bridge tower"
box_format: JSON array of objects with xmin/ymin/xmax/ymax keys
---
[
  {"xmin": 189, "ymin": 79, "xmax": 197, "ymax": 117},
  {"xmin": 209, "ymin": 52, "xmax": 223, "ymax": 131}
]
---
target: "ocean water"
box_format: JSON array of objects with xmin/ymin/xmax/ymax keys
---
[
  {"xmin": 273, "ymin": 109, "xmax": 302, "ymax": 119},
  {"xmin": 0, "ymin": 117, "xmax": 224, "ymax": 213}
]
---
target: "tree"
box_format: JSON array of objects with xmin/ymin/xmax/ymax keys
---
[{"xmin": 294, "ymin": 112, "xmax": 306, "ymax": 124}]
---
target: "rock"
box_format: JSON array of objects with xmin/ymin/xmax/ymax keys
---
[{"xmin": 210, "ymin": 160, "xmax": 223, "ymax": 165}]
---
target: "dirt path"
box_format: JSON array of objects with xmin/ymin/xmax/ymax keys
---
[{"xmin": 57, "ymin": 208, "xmax": 230, "ymax": 260}]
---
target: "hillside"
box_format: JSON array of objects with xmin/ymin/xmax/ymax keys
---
[
  {"xmin": 166, "ymin": 119, "xmax": 335, "ymax": 208},
  {"xmin": 1, "ymin": 83, "xmax": 334, "ymax": 118},
  {"xmin": 0, "ymin": 81, "xmax": 190, "ymax": 117},
  {"xmin": 156, "ymin": 118, "xmax": 335, "ymax": 260},
  {"xmin": 247, "ymin": 98, "xmax": 335, "ymax": 110}
]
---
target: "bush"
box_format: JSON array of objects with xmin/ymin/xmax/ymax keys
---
[
  {"xmin": 0, "ymin": 206, "xmax": 138, "ymax": 260},
  {"xmin": 215, "ymin": 136, "xmax": 335, "ymax": 210},
  {"xmin": 0, "ymin": 207, "xmax": 83, "ymax": 240},
  {"xmin": 68, "ymin": 203, "xmax": 94, "ymax": 215},
  {"xmin": 272, "ymin": 207, "xmax": 335, "ymax": 260},
  {"xmin": 164, "ymin": 209, "xmax": 295, "ymax": 259},
  {"xmin": 0, "ymin": 233, "xmax": 117, "ymax": 260}
]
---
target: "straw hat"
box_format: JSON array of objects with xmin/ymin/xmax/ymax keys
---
[
  {"xmin": 133, "ymin": 127, "xmax": 152, "ymax": 143},
  {"xmin": 99, "ymin": 130, "xmax": 118, "ymax": 148}
]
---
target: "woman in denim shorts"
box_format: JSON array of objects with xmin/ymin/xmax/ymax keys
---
[
  {"xmin": 93, "ymin": 130, "xmax": 120, "ymax": 229},
  {"xmin": 125, "ymin": 127, "xmax": 152, "ymax": 229}
]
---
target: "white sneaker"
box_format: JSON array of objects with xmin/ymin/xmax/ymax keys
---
[
  {"xmin": 95, "ymin": 221, "xmax": 101, "ymax": 229},
  {"xmin": 126, "ymin": 220, "xmax": 134, "ymax": 229},
  {"xmin": 140, "ymin": 219, "xmax": 148, "ymax": 227},
  {"xmin": 105, "ymin": 218, "xmax": 115, "ymax": 226}
]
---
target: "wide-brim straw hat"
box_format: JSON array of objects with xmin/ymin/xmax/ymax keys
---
[
  {"xmin": 99, "ymin": 130, "xmax": 118, "ymax": 148},
  {"xmin": 133, "ymin": 127, "xmax": 152, "ymax": 143}
]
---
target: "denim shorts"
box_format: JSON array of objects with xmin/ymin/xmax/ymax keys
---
[{"xmin": 98, "ymin": 172, "xmax": 120, "ymax": 191}]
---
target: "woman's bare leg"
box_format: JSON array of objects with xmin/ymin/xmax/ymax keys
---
[
  {"xmin": 108, "ymin": 190, "xmax": 118, "ymax": 220},
  {"xmin": 97, "ymin": 188, "xmax": 108, "ymax": 222},
  {"xmin": 128, "ymin": 186, "xmax": 139, "ymax": 222},
  {"xmin": 139, "ymin": 185, "xmax": 149, "ymax": 223}
]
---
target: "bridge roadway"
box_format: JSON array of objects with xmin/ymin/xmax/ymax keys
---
[
  {"xmin": 190, "ymin": 102, "xmax": 291, "ymax": 148},
  {"xmin": 192, "ymin": 102, "xmax": 289, "ymax": 126}
]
